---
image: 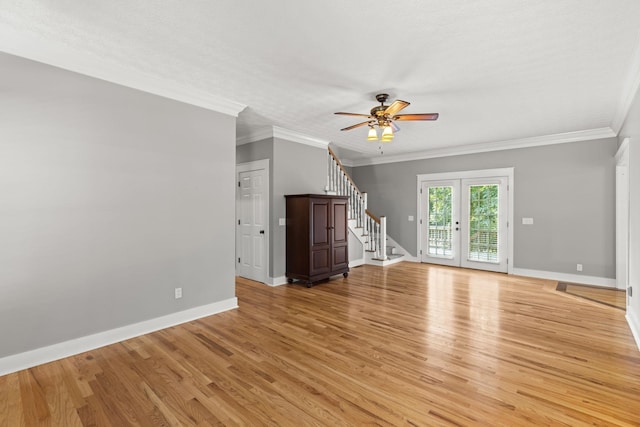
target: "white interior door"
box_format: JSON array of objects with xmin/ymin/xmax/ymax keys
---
[
  {"xmin": 237, "ymin": 164, "xmax": 268, "ymax": 283},
  {"xmin": 420, "ymin": 175, "xmax": 509, "ymax": 273}
]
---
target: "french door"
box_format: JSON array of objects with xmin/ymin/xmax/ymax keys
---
[{"xmin": 420, "ymin": 176, "xmax": 509, "ymax": 273}]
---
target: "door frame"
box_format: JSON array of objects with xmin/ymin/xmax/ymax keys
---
[
  {"xmin": 615, "ymin": 138, "xmax": 630, "ymax": 298},
  {"xmin": 236, "ymin": 159, "xmax": 270, "ymax": 284},
  {"xmin": 417, "ymin": 167, "xmax": 514, "ymax": 274}
]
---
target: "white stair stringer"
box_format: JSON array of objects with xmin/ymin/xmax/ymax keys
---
[
  {"xmin": 348, "ymin": 218, "xmax": 366, "ymax": 268},
  {"xmin": 366, "ymin": 234, "xmax": 406, "ymax": 266},
  {"xmin": 348, "ymin": 217, "xmax": 406, "ymax": 267}
]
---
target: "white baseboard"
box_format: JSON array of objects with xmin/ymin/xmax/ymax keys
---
[
  {"xmin": 268, "ymin": 276, "xmax": 288, "ymax": 286},
  {"xmin": 511, "ymin": 268, "xmax": 617, "ymax": 288},
  {"xmin": 349, "ymin": 258, "xmax": 365, "ymax": 268},
  {"xmin": 627, "ymin": 311, "xmax": 640, "ymax": 351},
  {"xmin": 0, "ymin": 297, "xmax": 238, "ymax": 377}
]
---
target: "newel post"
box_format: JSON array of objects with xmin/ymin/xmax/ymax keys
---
[{"xmin": 380, "ymin": 216, "xmax": 388, "ymax": 260}]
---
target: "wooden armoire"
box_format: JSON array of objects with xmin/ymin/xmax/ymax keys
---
[{"xmin": 285, "ymin": 194, "xmax": 349, "ymax": 287}]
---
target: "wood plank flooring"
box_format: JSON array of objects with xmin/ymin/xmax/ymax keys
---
[
  {"xmin": 1, "ymin": 262, "xmax": 640, "ymax": 426},
  {"xmin": 557, "ymin": 282, "xmax": 627, "ymax": 310}
]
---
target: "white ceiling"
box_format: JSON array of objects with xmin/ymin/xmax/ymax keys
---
[{"xmin": 1, "ymin": 1, "xmax": 639, "ymax": 165}]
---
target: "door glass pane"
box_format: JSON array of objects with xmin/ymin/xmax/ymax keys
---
[
  {"xmin": 468, "ymin": 185, "xmax": 498, "ymax": 262},
  {"xmin": 428, "ymin": 186, "xmax": 453, "ymax": 257}
]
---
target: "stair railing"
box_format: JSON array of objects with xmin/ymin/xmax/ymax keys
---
[{"xmin": 327, "ymin": 147, "xmax": 387, "ymax": 260}]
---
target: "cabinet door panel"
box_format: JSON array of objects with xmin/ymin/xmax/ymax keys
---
[
  {"xmin": 332, "ymin": 245, "xmax": 348, "ymax": 270},
  {"xmin": 332, "ymin": 200, "xmax": 348, "ymax": 244},
  {"xmin": 311, "ymin": 200, "xmax": 329, "ymax": 246},
  {"xmin": 311, "ymin": 248, "xmax": 330, "ymax": 275}
]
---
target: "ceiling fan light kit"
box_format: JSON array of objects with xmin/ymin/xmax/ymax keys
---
[
  {"xmin": 367, "ymin": 126, "xmax": 378, "ymax": 141},
  {"xmin": 335, "ymin": 93, "xmax": 439, "ymax": 143},
  {"xmin": 381, "ymin": 125, "xmax": 394, "ymax": 142}
]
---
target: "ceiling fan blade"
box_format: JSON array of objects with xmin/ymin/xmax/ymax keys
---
[
  {"xmin": 393, "ymin": 113, "xmax": 439, "ymax": 121},
  {"xmin": 390, "ymin": 121, "xmax": 400, "ymax": 132},
  {"xmin": 384, "ymin": 100, "xmax": 410, "ymax": 117},
  {"xmin": 340, "ymin": 121, "xmax": 373, "ymax": 131},
  {"xmin": 335, "ymin": 112, "xmax": 372, "ymax": 118}
]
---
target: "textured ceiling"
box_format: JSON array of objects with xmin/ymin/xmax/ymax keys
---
[{"xmin": 1, "ymin": 1, "xmax": 639, "ymax": 164}]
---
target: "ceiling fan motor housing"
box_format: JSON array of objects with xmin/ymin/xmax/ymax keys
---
[
  {"xmin": 375, "ymin": 93, "xmax": 390, "ymax": 103},
  {"xmin": 370, "ymin": 105, "xmax": 388, "ymax": 118}
]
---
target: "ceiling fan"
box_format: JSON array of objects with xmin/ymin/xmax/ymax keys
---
[{"xmin": 335, "ymin": 93, "xmax": 439, "ymax": 142}]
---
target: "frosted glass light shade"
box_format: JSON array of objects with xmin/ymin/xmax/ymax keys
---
[
  {"xmin": 367, "ymin": 127, "xmax": 378, "ymax": 141},
  {"xmin": 381, "ymin": 125, "xmax": 394, "ymax": 142}
]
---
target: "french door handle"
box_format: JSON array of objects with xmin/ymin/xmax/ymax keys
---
[{"xmin": 259, "ymin": 230, "xmax": 265, "ymax": 234}]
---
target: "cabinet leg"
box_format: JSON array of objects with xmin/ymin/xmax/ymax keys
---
[
  {"xmin": 343, "ymin": 272, "xmax": 349, "ymax": 278},
  {"xmin": 287, "ymin": 278, "xmax": 293, "ymax": 284},
  {"xmin": 306, "ymin": 282, "xmax": 313, "ymax": 288}
]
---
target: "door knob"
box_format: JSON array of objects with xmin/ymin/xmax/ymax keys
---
[{"xmin": 259, "ymin": 230, "xmax": 265, "ymax": 234}]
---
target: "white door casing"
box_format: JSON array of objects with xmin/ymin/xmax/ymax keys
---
[
  {"xmin": 616, "ymin": 139, "xmax": 630, "ymax": 299},
  {"xmin": 236, "ymin": 160, "xmax": 269, "ymax": 284}
]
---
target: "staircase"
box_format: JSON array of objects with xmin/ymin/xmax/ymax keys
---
[{"xmin": 326, "ymin": 147, "xmax": 405, "ymax": 267}]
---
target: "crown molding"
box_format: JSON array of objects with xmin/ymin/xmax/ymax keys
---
[
  {"xmin": 0, "ymin": 34, "xmax": 246, "ymax": 117},
  {"xmin": 272, "ymin": 126, "xmax": 331, "ymax": 149},
  {"xmin": 612, "ymin": 34, "xmax": 640, "ymax": 134},
  {"xmin": 235, "ymin": 127, "xmax": 275, "ymax": 146},
  {"xmin": 236, "ymin": 126, "xmax": 331, "ymax": 149},
  {"xmin": 345, "ymin": 127, "xmax": 617, "ymax": 167}
]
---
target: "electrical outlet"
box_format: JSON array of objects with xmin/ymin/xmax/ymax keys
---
[
  {"xmin": 576, "ymin": 264, "xmax": 583, "ymax": 272},
  {"xmin": 175, "ymin": 287, "xmax": 182, "ymax": 299}
]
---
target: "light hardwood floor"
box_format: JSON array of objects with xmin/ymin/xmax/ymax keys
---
[
  {"xmin": 557, "ymin": 282, "xmax": 627, "ymax": 310},
  {"xmin": 1, "ymin": 262, "xmax": 639, "ymax": 426}
]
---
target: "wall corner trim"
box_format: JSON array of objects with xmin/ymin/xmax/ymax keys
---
[
  {"xmin": 0, "ymin": 297, "xmax": 238, "ymax": 377},
  {"xmin": 268, "ymin": 276, "xmax": 288, "ymax": 286},
  {"xmin": 626, "ymin": 311, "xmax": 640, "ymax": 351}
]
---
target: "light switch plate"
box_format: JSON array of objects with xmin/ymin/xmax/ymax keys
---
[
  {"xmin": 408, "ymin": 215, "xmax": 414, "ymax": 222},
  {"xmin": 522, "ymin": 217, "xmax": 534, "ymax": 225},
  {"xmin": 279, "ymin": 218, "xmax": 286, "ymax": 226}
]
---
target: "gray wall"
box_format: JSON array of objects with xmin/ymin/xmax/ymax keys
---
[
  {"xmin": 273, "ymin": 139, "xmax": 328, "ymax": 278},
  {"xmin": 351, "ymin": 138, "xmax": 617, "ymax": 279},
  {"xmin": 619, "ymin": 82, "xmax": 640, "ymax": 337},
  {"xmin": 237, "ymin": 138, "xmax": 274, "ymax": 165},
  {"xmin": 236, "ymin": 137, "xmax": 327, "ymax": 279},
  {"xmin": 0, "ymin": 53, "xmax": 237, "ymax": 358}
]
